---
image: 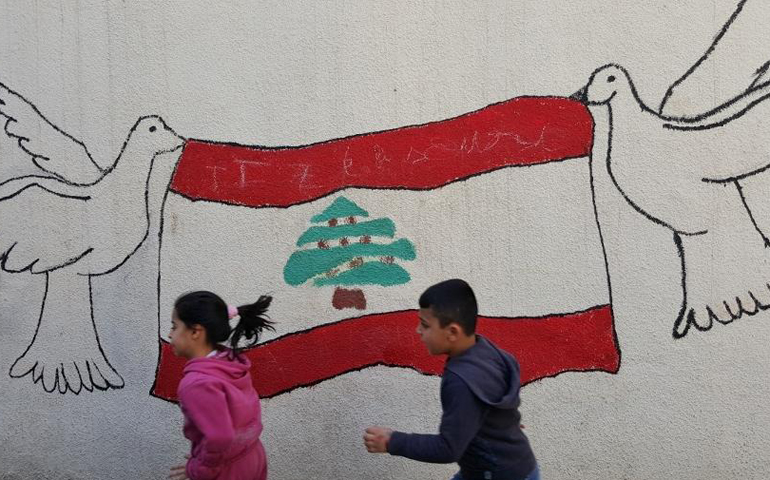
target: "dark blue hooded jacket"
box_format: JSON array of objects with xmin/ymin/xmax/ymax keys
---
[{"xmin": 388, "ymin": 336, "xmax": 536, "ymax": 480}]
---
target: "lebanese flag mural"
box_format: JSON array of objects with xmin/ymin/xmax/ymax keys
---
[{"xmin": 152, "ymin": 96, "xmax": 618, "ymax": 402}]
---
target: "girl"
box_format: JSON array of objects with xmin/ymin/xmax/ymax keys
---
[{"xmin": 168, "ymin": 291, "xmax": 274, "ymax": 480}]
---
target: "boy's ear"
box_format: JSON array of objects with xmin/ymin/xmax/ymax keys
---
[{"xmin": 447, "ymin": 323, "xmax": 462, "ymax": 338}]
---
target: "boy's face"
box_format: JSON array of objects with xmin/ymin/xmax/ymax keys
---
[{"xmin": 416, "ymin": 307, "xmax": 455, "ymax": 355}]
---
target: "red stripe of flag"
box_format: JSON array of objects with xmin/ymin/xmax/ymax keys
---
[
  {"xmin": 170, "ymin": 97, "xmax": 592, "ymax": 208},
  {"xmin": 153, "ymin": 306, "xmax": 617, "ymax": 402}
]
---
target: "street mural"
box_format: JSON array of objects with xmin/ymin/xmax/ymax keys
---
[
  {"xmin": 0, "ymin": 80, "xmax": 619, "ymax": 398},
  {"xmin": 1, "ymin": 0, "xmax": 766, "ymax": 410}
]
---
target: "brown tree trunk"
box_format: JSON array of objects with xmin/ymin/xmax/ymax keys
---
[{"xmin": 332, "ymin": 288, "xmax": 366, "ymax": 310}]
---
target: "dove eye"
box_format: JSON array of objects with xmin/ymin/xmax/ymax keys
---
[
  {"xmin": 607, "ymin": 75, "xmax": 616, "ymax": 83},
  {"xmin": 149, "ymin": 126, "xmax": 157, "ymax": 133}
]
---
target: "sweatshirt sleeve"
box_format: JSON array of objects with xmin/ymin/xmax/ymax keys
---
[
  {"xmin": 179, "ymin": 380, "xmax": 235, "ymax": 480},
  {"xmin": 387, "ymin": 371, "xmax": 487, "ymax": 463}
]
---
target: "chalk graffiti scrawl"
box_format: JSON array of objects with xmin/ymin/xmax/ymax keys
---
[
  {"xmin": 284, "ymin": 196, "xmax": 417, "ymax": 310},
  {"xmin": 0, "ymin": 81, "xmax": 185, "ymax": 394},
  {"xmin": 578, "ymin": 64, "xmax": 770, "ymax": 337}
]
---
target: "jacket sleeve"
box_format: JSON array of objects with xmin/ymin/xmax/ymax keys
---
[
  {"xmin": 387, "ymin": 371, "xmax": 486, "ymax": 463},
  {"xmin": 179, "ymin": 380, "xmax": 235, "ymax": 480}
]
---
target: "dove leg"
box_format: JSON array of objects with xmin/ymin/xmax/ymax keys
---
[
  {"xmin": 736, "ymin": 177, "xmax": 770, "ymax": 247},
  {"xmin": 673, "ymin": 189, "xmax": 770, "ymax": 337},
  {"xmin": 9, "ymin": 270, "xmax": 124, "ymax": 394}
]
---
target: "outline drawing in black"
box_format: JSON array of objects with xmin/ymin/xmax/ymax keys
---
[
  {"xmin": 659, "ymin": 0, "xmax": 765, "ymax": 117},
  {"xmin": 660, "ymin": 0, "xmax": 770, "ymax": 307},
  {"xmin": 0, "ymin": 81, "xmax": 185, "ymax": 394},
  {"xmin": 575, "ymin": 60, "xmax": 770, "ymax": 339}
]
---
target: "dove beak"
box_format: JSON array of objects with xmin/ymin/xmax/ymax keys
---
[
  {"xmin": 570, "ymin": 86, "xmax": 588, "ymax": 104},
  {"xmin": 165, "ymin": 124, "xmax": 184, "ymax": 140},
  {"xmin": 166, "ymin": 125, "xmax": 187, "ymax": 149}
]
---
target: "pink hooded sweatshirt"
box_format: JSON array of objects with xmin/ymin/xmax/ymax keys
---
[{"xmin": 179, "ymin": 350, "xmax": 267, "ymax": 480}]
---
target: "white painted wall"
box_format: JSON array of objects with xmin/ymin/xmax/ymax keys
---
[{"xmin": 2, "ymin": 1, "xmax": 770, "ymax": 479}]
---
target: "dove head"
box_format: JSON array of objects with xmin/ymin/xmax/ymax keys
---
[
  {"xmin": 576, "ymin": 64, "xmax": 634, "ymax": 106},
  {"xmin": 130, "ymin": 116, "xmax": 186, "ymax": 156}
]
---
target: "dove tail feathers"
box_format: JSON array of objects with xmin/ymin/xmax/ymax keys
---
[
  {"xmin": 674, "ymin": 288, "xmax": 770, "ymax": 338},
  {"xmin": 9, "ymin": 271, "xmax": 124, "ymax": 394},
  {"xmin": 672, "ymin": 232, "xmax": 770, "ymax": 338}
]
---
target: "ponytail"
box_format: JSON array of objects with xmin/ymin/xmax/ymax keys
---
[
  {"xmin": 230, "ymin": 295, "xmax": 275, "ymax": 355},
  {"xmin": 174, "ymin": 291, "xmax": 275, "ymax": 357}
]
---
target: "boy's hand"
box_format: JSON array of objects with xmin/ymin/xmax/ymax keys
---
[{"xmin": 363, "ymin": 426, "xmax": 393, "ymax": 453}]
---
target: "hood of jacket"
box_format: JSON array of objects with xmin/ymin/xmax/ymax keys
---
[
  {"xmin": 444, "ymin": 335, "xmax": 521, "ymax": 409},
  {"xmin": 182, "ymin": 349, "xmax": 253, "ymax": 391}
]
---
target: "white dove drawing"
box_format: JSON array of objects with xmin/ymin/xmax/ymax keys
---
[
  {"xmin": 576, "ymin": 64, "xmax": 770, "ymax": 338},
  {"xmin": 0, "ymin": 81, "xmax": 185, "ymax": 394}
]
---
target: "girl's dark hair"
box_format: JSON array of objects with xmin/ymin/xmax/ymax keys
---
[{"xmin": 174, "ymin": 290, "xmax": 275, "ymax": 356}]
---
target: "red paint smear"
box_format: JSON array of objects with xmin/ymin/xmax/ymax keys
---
[
  {"xmin": 170, "ymin": 97, "xmax": 593, "ymax": 208},
  {"xmin": 153, "ymin": 305, "xmax": 617, "ymax": 402}
]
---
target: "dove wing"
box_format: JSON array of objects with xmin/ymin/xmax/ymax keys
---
[
  {"xmin": 0, "ymin": 181, "xmax": 94, "ymax": 273},
  {"xmin": 659, "ymin": 0, "xmax": 765, "ymax": 116},
  {"xmin": 659, "ymin": 88, "xmax": 770, "ymax": 183},
  {"xmin": 662, "ymin": 80, "xmax": 770, "ymax": 130},
  {"xmin": 0, "ymin": 82, "xmax": 104, "ymax": 185}
]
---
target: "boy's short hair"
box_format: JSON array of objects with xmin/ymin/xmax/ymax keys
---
[{"xmin": 419, "ymin": 279, "xmax": 478, "ymax": 335}]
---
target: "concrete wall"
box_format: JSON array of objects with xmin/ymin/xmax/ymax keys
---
[{"xmin": 2, "ymin": 1, "xmax": 770, "ymax": 478}]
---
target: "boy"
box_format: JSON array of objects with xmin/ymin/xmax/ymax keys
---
[{"xmin": 364, "ymin": 279, "xmax": 539, "ymax": 480}]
